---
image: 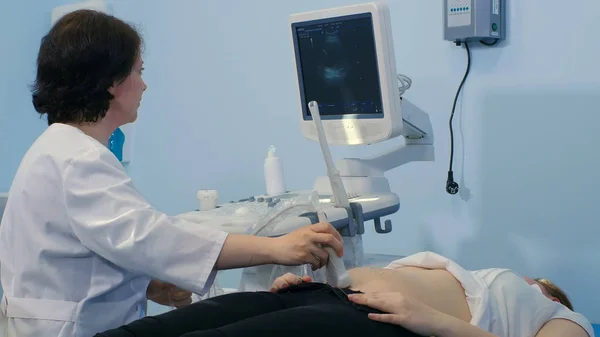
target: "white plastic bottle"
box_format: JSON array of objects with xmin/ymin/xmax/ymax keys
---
[
  {"xmin": 197, "ymin": 189, "xmax": 219, "ymax": 211},
  {"xmin": 264, "ymin": 145, "xmax": 286, "ymax": 196}
]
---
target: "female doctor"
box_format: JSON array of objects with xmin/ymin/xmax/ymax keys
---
[{"xmin": 0, "ymin": 9, "xmax": 344, "ymax": 337}]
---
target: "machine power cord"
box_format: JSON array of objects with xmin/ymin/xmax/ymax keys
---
[
  {"xmin": 446, "ymin": 41, "xmax": 471, "ymax": 195},
  {"xmin": 446, "ymin": 38, "xmax": 499, "ymax": 195}
]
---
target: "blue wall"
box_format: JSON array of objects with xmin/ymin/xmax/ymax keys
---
[
  {"xmin": 0, "ymin": 0, "xmax": 58, "ymax": 191},
  {"xmin": 1, "ymin": 0, "xmax": 598, "ymax": 325},
  {"xmin": 0, "ymin": 0, "xmax": 65, "ymax": 301}
]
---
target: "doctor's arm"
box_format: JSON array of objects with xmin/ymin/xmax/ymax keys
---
[
  {"xmin": 63, "ymin": 148, "xmax": 342, "ymax": 295},
  {"xmin": 146, "ymin": 228, "xmax": 336, "ymax": 308},
  {"xmin": 214, "ymin": 222, "xmax": 343, "ymax": 270}
]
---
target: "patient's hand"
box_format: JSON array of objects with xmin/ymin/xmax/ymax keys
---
[
  {"xmin": 146, "ymin": 280, "xmax": 193, "ymax": 308},
  {"xmin": 348, "ymin": 292, "xmax": 446, "ymax": 336},
  {"xmin": 270, "ymin": 273, "xmax": 313, "ymax": 292}
]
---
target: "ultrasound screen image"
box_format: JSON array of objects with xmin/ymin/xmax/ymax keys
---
[{"xmin": 293, "ymin": 13, "xmax": 384, "ymax": 118}]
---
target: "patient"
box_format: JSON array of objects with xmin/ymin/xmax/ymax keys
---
[{"xmin": 96, "ymin": 251, "xmax": 594, "ymax": 337}]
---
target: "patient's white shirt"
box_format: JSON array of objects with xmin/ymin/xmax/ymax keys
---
[{"xmin": 385, "ymin": 252, "xmax": 594, "ymax": 337}]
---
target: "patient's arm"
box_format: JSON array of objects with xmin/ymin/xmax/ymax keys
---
[
  {"xmin": 269, "ymin": 273, "xmax": 313, "ymax": 292},
  {"xmin": 349, "ymin": 292, "xmax": 500, "ymax": 337},
  {"xmin": 434, "ymin": 314, "xmax": 501, "ymax": 337},
  {"xmin": 535, "ymin": 319, "xmax": 590, "ymax": 337},
  {"xmin": 146, "ymin": 280, "xmax": 193, "ymax": 308},
  {"xmin": 373, "ymin": 308, "xmax": 589, "ymax": 337}
]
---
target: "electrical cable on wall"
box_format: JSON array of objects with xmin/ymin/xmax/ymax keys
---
[
  {"xmin": 446, "ymin": 37, "xmax": 500, "ymax": 195},
  {"xmin": 446, "ymin": 41, "xmax": 471, "ymax": 195}
]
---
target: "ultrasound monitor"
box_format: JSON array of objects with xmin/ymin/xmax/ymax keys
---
[{"xmin": 289, "ymin": 2, "xmax": 404, "ymax": 145}]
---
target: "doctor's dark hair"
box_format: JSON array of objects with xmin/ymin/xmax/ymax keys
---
[{"xmin": 31, "ymin": 9, "xmax": 143, "ymax": 125}]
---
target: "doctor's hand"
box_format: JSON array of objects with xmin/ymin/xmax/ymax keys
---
[
  {"xmin": 146, "ymin": 280, "xmax": 193, "ymax": 308},
  {"xmin": 270, "ymin": 273, "xmax": 313, "ymax": 292},
  {"xmin": 347, "ymin": 292, "xmax": 447, "ymax": 336},
  {"xmin": 272, "ymin": 222, "xmax": 344, "ymax": 270}
]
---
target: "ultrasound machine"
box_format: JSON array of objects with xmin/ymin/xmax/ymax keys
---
[{"xmin": 176, "ymin": 1, "xmax": 435, "ymax": 297}]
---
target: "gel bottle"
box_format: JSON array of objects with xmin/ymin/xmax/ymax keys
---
[{"xmin": 264, "ymin": 145, "xmax": 286, "ymax": 196}]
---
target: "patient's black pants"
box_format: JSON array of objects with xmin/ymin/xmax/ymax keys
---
[{"xmin": 95, "ymin": 282, "xmax": 420, "ymax": 337}]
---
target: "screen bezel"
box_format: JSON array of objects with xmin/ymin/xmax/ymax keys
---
[{"xmin": 291, "ymin": 12, "xmax": 385, "ymax": 122}]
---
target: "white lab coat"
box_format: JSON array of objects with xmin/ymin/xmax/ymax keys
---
[{"xmin": 0, "ymin": 123, "xmax": 229, "ymax": 337}]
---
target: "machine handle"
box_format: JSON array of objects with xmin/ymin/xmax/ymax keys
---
[{"xmin": 374, "ymin": 218, "xmax": 392, "ymax": 234}]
